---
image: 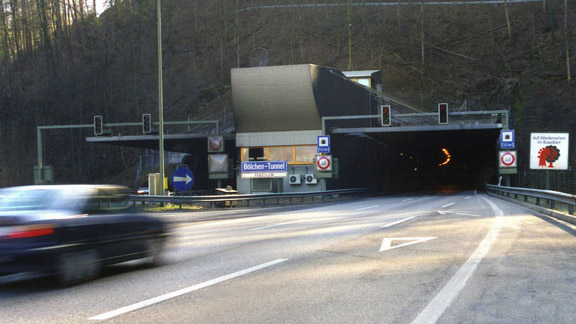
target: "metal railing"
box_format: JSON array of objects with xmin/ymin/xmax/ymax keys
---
[
  {"xmin": 322, "ymin": 110, "xmax": 509, "ymax": 134},
  {"xmin": 517, "ymin": 169, "xmax": 576, "ymax": 195},
  {"xmin": 130, "ymin": 188, "xmax": 375, "ymax": 209},
  {"xmin": 486, "ymin": 184, "xmax": 576, "ymax": 216}
]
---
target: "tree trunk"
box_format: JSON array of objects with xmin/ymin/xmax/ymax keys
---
[
  {"xmin": 504, "ymin": 0, "xmax": 512, "ymax": 40},
  {"xmin": 347, "ymin": 0, "xmax": 352, "ymax": 70},
  {"xmin": 563, "ymin": 0, "xmax": 571, "ymax": 81}
]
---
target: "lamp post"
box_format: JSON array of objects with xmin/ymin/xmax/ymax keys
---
[{"xmin": 157, "ymin": 0, "xmax": 165, "ymax": 195}]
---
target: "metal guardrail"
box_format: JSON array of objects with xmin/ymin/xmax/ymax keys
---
[
  {"xmin": 486, "ymin": 184, "xmax": 576, "ymax": 215},
  {"xmin": 130, "ymin": 188, "xmax": 375, "ymax": 209}
]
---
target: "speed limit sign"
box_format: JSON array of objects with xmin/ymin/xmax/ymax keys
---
[
  {"xmin": 499, "ymin": 151, "xmax": 517, "ymax": 167},
  {"xmin": 316, "ymin": 155, "xmax": 332, "ymax": 171}
]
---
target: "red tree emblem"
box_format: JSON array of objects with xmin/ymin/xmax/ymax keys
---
[{"xmin": 538, "ymin": 145, "xmax": 561, "ymax": 168}]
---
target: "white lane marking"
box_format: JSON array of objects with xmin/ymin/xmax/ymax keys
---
[
  {"xmin": 248, "ymin": 216, "xmax": 345, "ymax": 231},
  {"xmin": 89, "ymin": 259, "xmax": 288, "ymax": 321},
  {"xmin": 437, "ymin": 211, "xmax": 481, "ymax": 217},
  {"xmin": 441, "ymin": 203, "xmax": 455, "ymax": 208},
  {"xmin": 381, "ymin": 216, "xmax": 418, "ymax": 228},
  {"xmin": 315, "ymin": 216, "xmax": 345, "ymax": 223},
  {"xmin": 249, "ymin": 220, "xmax": 300, "ymax": 231},
  {"xmin": 454, "ymin": 212, "xmax": 481, "ymax": 217},
  {"xmin": 464, "ymin": 196, "xmax": 472, "ymax": 200},
  {"xmin": 379, "ymin": 237, "xmax": 438, "ymax": 252},
  {"xmin": 356, "ymin": 205, "xmax": 379, "ymax": 211},
  {"xmin": 402, "ymin": 198, "xmax": 415, "ymax": 202},
  {"xmin": 411, "ymin": 196, "xmax": 503, "ymax": 324}
]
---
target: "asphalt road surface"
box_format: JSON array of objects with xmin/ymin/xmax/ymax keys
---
[{"xmin": 2, "ymin": 191, "xmax": 576, "ymax": 323}]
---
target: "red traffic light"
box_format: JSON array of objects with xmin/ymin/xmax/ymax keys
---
[
  {"xmin": 142, "ymin": 113, "xmax": 152, "ymax": 134},
  {"xmin": 381, "ymin": 105, "xmax": 391, "ymax": 126},
  {"xmin": 438, "ymin": 103, "xmax": 448, "ymax": 124},
  {"xmin": 94, "ymin": 115, "xmax": 103, "ymax": 136}
]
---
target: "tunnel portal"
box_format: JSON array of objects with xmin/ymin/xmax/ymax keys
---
[{"xmin": 330, "ymin": 126, "xmax": 501, "ymax": 193}]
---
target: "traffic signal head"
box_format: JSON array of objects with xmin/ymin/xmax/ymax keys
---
[
  {"xmin": 438, "ymin": 103, "xmax": 448, "ymax": 124},
  {"xmin": 142, "ymin": 113, "xmax": 152, "ymax": 134},
  {"xmin": 381, "ymin": 105, "xmax": 391, "ymax": 126},
  {"xmin": 94, "ymin": 115, "xmax": 103, "ymax": 136}
]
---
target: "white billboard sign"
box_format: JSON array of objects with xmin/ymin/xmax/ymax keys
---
[{"xmin": 530, "ymin": 133, "xmax": 569, "ymax": 170}]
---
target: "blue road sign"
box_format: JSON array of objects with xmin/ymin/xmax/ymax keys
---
[
  {"xmin": 500, "ymin": 130, "xmax": 515, "ymax": 149},
  {"xmin": 318, "ymin": 135, "xmax": 330, "ymax": 153},
  {"xmin": 240, "ymin": 161, "xmax": 287, "ymax": 178},
  {"xmin": 172, "ymin": 166, "xmax": 194, "ymax": 191}
]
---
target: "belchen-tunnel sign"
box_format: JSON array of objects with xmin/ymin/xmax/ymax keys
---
[
  {"xmin": 530, "ymin": 133, "xmax": 569, "ymax": 170},
  {"xmin": 241, "ymin": 161, "xmax": 287, "ymax": 179}
]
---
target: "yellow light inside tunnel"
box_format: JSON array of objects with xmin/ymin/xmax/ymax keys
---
[{"xmin": 439, "ymin": 148, "xmax": 451, "ymax": 166}]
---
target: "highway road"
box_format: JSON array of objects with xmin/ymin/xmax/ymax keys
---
[{"xmin": 2, "ymin": 191, "xmax": 576, "ymax": 323}]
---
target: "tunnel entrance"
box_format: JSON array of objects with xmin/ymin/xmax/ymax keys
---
[{"xmin": 331, "ymin": 126, "xmax": 501, "ymax": 193}]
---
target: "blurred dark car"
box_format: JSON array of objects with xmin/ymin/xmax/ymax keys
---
[{"xmin": 0, "ymin": 185, "xmax": 169, "ymax": 285}]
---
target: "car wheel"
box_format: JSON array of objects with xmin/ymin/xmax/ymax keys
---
[
  {"xmin": 56, "ymin": 249, "xmax": 101, "ymax": 286},
  {"xmin": 142, "ymin": 237, "xmax": 165, "ymax": 267}
]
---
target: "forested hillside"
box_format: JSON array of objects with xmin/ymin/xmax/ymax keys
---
[{"xmin": 0, "ymin": 0, "xmax": 574, "ymax": 187}]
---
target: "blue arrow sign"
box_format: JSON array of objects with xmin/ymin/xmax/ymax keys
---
[{"xmin": 172, "ymin": 166, "xmax": 194, "ymax": 191}]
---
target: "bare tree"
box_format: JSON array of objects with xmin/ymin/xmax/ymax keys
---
[
  {"xmin": 504, "ymin": 0, "xmax": 512, "ymax": 40},
  {"xmin": 563, "ymin": 0, "xmax": 571, "ymax": 81},
  {"xmin": 347, "ymin": 0, "xmax": 352, "ymax": 70}
]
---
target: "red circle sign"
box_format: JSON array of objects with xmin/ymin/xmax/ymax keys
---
[
  {"xmin": 500, "ymin": 152, "xmax": 516, "ymax": 167},
  {"xmin": 209, "ymin": 137, "xmax": 222, "ymax": 151},
  {"xmin": 317, "ymin": 156, "xmax": 331, "ymax": 170}
]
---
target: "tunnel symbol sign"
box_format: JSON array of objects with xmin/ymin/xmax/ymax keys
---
[
  {"xmin": 317, "ymin": 135, "xmax": 330, "ymax": 153},
  {"xmin": 500, "ymin": 151, "xmax": 516, "ymax": 167}
]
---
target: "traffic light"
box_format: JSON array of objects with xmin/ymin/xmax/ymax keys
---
[
  {"xmin": 438, "ymin": 103, "xmax": 448, "ymax": 124},
  {"xmin": 381, "ymin": 105, "xmax": 391, "ymax": 126},
  {"xmin": 142, "ymin": 113, "xmax": 152, "ymax": 134},
  {"xmin": 94, "ymin": 115, "xmax": 103, "ymax": 136}
]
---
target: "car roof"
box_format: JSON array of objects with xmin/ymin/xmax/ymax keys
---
[
  {"xmin": 4, "ymin": 184, "xmax": 126, "ymax": 190},
  {"xmin": 0, "ymin": 185, "xmax": 130, "ymax": 197}
]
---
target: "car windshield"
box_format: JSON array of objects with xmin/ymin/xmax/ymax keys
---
[
  {"xmin": 0, "ymin": 187, "xmax": 90, "ymax": 212},
  {"xmin": 0, "ymin": 188, "xmax": 59, "ymax": 211}
]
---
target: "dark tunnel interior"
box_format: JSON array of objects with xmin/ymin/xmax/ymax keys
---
[{"xmin": 334, "ymin": 128, "xmax": 502, "ymax": 193}]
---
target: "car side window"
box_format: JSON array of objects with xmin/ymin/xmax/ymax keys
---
[
  {"xmin": 82, "ymin": 189, "xmax": 130, "ymax": 215},
  {"xmin": 83, "ymin": 198, "xmax": 102, "ymax": 214}
]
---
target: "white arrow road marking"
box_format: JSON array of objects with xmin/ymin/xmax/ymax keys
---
[
  {"xmin": 381, "ymin": 216, "xmax": 418, "ymax": 228},
  {"xmin": 379, "ymin": 237, "xmax": 438, "ymax": 252},
  {"xmin": 173, "ymin": 174, "xmax": 193, "ymax": 184},
  {"xmin": 437, "ymin": 210, "xmax": 481, "ymax": 217}
]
